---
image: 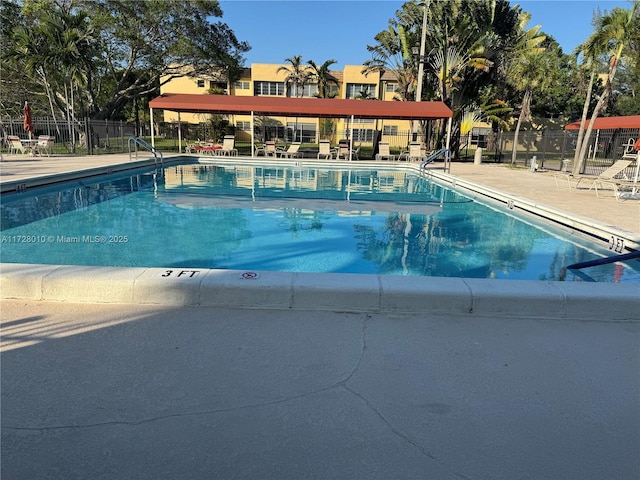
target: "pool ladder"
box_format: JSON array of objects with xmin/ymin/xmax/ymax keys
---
[
  {"xmin": 128, "ymin": 137, "xmax": 163, "ymax": 170},
  {"xmin": 420, "ymin": 148, "xmax": 451, "ymax": 173}
]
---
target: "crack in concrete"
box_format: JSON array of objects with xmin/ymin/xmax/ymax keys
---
[
  {"xmin": 340, "ymin": 384, "xmax": 472, "ymax": 480},
  {"xmin": 4, "ymin": 316, "xmax": 371, "ymax": 433},
  {"xmin": 5, "ymin": 315, "xmax": 469, "ymax": 478}
]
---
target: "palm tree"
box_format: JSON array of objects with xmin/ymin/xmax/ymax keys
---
[
  {"xmin": 505, "ymin": 14, "xmax": 547, "ymax": 164},
  {"xmin": 307, "ymin": 59, "xmax": 339, "ymax": 141},
  {"xmin": 307, "ymin": 59, "xmax": 339, "ymax": 98},
  {"xmin": 362, "ymin": 21, "xmax": 418, "ymax": 102},
  {"xmin": 277, "ymin": 55, "xmax": 310, "ymax": 98},
  {"xmin": 356, "ymin": 86, "xmax": 375, "ymax": 100},
  {"xmin": 5, "ymin": 8, "xmax": 98, "ymax": 142},
  {"xmin": 572, "ymin": 1, "xmax": 639, "ymax": 175},
  {"xmin": 277, "ymin": 55, "xmax": 311, "ymax": 142}
]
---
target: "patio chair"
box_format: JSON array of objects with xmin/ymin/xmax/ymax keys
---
[
  {"xmin": 7, "ymin": 136, "xmax": 26, "ymax": 154},
  {"xmin": 622, "ymin": 138, "xmax": 640, "ymax": 159},
  {"xmin": 375, "ymin": 142, "xmax": 395, "ymax": 161},
  {"xmin": 254, "ymin": 143, "xmax": 266, "ymax": 156},
  {"xmin": 335, "ymin": 143, "xmax": 359, "ymax": 160},
  {"xmin": 317, "ymin": 140, "xmax": 334, "ymax": 160},
  {"xmin": 217, "ymin": 135, "xmax": 238, "ymax": 156},
  {"xmin": 264, "ymin": 141, "xmax": 278, "ymax": 157},
  {"xmin": 36, "ymin": 135, "xmax": 55, "ymax": 157},
  {"xmin": 278, "ymin": 142, "xmax": 302, "ymax": 158},
  {"xmin": 554, "ymin": 159, "xmax": 634, "ymax": 190},
  {"xmin": 336, "ymin": 143, "xmax": 350, "ymax": 160}
]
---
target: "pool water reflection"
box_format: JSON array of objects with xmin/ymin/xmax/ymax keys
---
[{"xmin": 1, "ymin": 163, "xmax": 638, "ymax": 283}]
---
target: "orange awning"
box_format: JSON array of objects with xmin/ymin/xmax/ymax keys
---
[
  {"xmin": 149, "ymin": 93, "xmax": 453, "ymax": 120},
  {"xmin": 565, "ymin": 115, "xmax": 640, "ymax": 130}
]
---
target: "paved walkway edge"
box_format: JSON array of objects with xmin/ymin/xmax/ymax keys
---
[{"xmin": 2, "ymin": 263, "xmax": 638, "ymax": 320}]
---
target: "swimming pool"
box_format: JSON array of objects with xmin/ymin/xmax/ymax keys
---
[{"xmin": 1, "ymin": 161, "xmax": 639, "ymax": 283}]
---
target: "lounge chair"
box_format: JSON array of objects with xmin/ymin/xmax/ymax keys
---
[
  {"xmin": 399, "ymin": 142, "xmax": 423, "ymax": 162},
  {"xmin": 554, "ymin": 159, "xmax": 633, "ymax": 190},
  {"xmin": 622, "ymin": 138, "xmax": 640, "ymax": 159},
  {"xmin": 317, "ymin": 140, "xmax": 334, "ymax": 160},
  {"xmin": 375, "ymin": 142, "xmax": 396, "ymax": 161},
  {"xmin": 36, "ymin": 135, "xmax": 55, "ymax": 156},
  {"xmin": 7, "ymin": 136, "xmax": 26, "ymax": 154},
  {"xmin": 278, "ymin": 142, "xmax": 302, "ymax": 158},
  {"xmin": 217, "ymin": 135, "xmax": 238, "ymax": 156},
  {"xmin": 594, "ymin": 176, "xmax": 639, "ymax": 201},
  {"xmin": 193, "ymin": 143, "xmax": 220, "ymax": 155}
]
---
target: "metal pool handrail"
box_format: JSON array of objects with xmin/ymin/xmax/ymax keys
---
[
  {"xmin": 421, "ymin": 148, "xmax": 451, "ymax": 172},
  {"xmin": 128, "ymin": 137, "xmax": 164, "ymax": 169}
]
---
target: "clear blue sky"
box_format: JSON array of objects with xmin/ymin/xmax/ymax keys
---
[{"xmin": 218, "ymin": 0, "xmax": 633, "ymax": 68}]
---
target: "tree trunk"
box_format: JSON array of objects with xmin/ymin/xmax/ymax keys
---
[
  {"xmin": 511, "ymin": 90, "xmax": 531, "ymax": 165},
  {"xmin": 572, "ymin": 68, "xmax": 596, "ymax": 174},
  {"xmin": 573, "ymin": 58, "xmax": 620, "ymax": 174}
]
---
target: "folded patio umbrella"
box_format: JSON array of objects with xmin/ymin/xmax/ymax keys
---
[{"xmin": 23, "ymin": 101, "xmax": 34, "ymax": 139}]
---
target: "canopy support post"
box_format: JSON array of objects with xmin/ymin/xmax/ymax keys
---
[
  {"xmin": 177, "ymin": 112, "xmax": 182, "ymax": 153},
  {"xmin": 150, "ymin": 107, "xmax": 155, "ymax": 147},
  {"xmin": 251, "ymin": 110, "xmax": 255, "ymax": 158},
  {"xmin": 445, "ymin": 116, "xmax": 453, "ymax": 173},
  {"xmin": 349, "ymin": 115, "xmax": 354, "ymax": 161}
]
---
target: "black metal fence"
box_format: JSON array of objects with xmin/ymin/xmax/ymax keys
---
[
  {"xmin": 2, "ymin": 116, "xmax": 637, "ymax": 175},
  {"xmin": 488, "ymin": 128, "xmax": 639, "ymax": 173},
  {"xmin": 1, "ymin": 116, "xmax": 137, "ymax": 155}
]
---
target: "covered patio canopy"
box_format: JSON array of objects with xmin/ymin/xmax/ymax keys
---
[
  {"xmin": 148, "ymin": 93, "xmax": 454, "ymax": 159},
  {"xmin": 565, "ymin": 115, "xmax": 640, "ymax": 131}
]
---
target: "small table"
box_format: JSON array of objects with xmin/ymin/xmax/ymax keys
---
[{"xmin": 20, "ymin": 139, "xmax": 39, "ymax": 155}]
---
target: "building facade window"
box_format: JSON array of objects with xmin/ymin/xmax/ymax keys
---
[
  {"xmin": 209, "ymin": 81, "xmax": 227, "ymax": 92},
  {"xmin": 237, "ymin": 121, "xmax": 251, "ymax": 131},
  {"xmin": 286, "ymin": 122, "xmax": 316, "ymax": 143},
  {"xmin": 345, "ymin": 83, "xmax": 376, "ymax": 99},
  {"xmin": 385, "ymin": 82, "xmax": 398, "ymax": 92},
  {"xmin": 287, "ymin": 83, "xmax": 319, "ymax": 98},
  {"xmin": 344, "ymin": 128, "xmax": 374, "ymax": 142},
  {"xmin": 326, "ymin": 85, "xmax": 339, "ymax": 97},
  {"xmin": 234, "ymin": 81, "xmax": 250, "ymax": 90},
  {"xmin": 196, "ymin": 79, "xmax": 205, "ymax": 88},
  {"xmin": 383, "ymin": 125, "xmax": 398, "ymax": 135},
  {"xmin": 254, "ymin": 81, "xmax": 285, "ymax": 96},
  {"xmin": 353, "ymin": 118, "xmax": 374, "ymax": 124}
]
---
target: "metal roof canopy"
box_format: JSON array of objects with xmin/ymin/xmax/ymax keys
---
[
  {"xmin": 149, "ymin": 93, "xmax": 454, "ymax": 161},
  {"xmin": 149, "ymin": 93, "xmax": 453, "ymax": 120},
  {"xmin": 565, "ymin": 115, "xmax": 640, "ymax": 131}
]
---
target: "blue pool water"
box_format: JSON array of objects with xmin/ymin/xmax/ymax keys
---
[{"xmin": 1, "ymin": 162, "xmax": 638, "ymax": 283}]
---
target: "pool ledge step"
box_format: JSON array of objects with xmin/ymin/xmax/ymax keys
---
[{"xmin": 2, "ymin": 263, "xmax": 638, "ymax": 321}]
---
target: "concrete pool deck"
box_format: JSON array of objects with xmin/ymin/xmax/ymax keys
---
[{"xmin": 1, "ymin": 153, "xmax": 639, "ymax": 479}]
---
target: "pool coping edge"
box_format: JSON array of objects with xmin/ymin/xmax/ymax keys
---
[{"xmin": 2, "ymin": 263, "xmax": 638, "ymax": 321}]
